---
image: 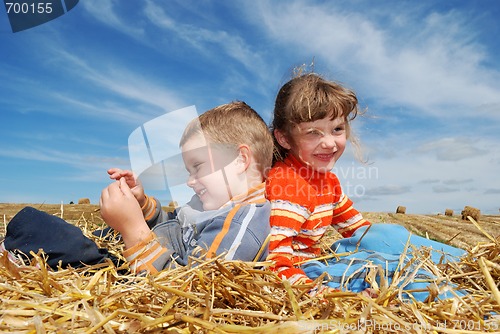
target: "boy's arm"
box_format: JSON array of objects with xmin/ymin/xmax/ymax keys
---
[
  {"xmin": 331, "ymin": 193, "xmax": 371, "ymax": 237},
  {"xmin": 122, "ymin": 224, "xmax": 184, "ymax": 274},
  {"xmin": 140, "ymin": 195, "xmax": 172, "ymax": 228},
  {"xmin": 122, "ymin": 202, "xmax": 271, "ymax": 273}
]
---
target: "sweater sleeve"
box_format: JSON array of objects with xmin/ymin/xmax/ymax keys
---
[
  {"xmin": 265, "ymin": 172, "xmax": 313, "ymax": 285},
  {"xmin": 122, "ymin": 231, "xmax": 171, "ymax": 274},
  {"xmin": 331, "ymin": 193, "xmax": 371, "ymax": 237},
  {"xmin": 122, "ymin": 202, "xmax": 271, "ymax": 274},
  {"xmin": 141, "ymin": 195, "xmax": 171, "ymax": 229}
]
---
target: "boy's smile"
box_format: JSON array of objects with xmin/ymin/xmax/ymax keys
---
[{"xmin": 181, "ymin": 133, "xmax": 241, "ymax": 210}]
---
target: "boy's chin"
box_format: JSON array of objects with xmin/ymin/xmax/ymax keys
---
[{"xmin": 201, "ymin": 201, "xmax": 223, "ymax": 211}]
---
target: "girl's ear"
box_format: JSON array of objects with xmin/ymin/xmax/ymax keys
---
[{"xmin": 274, "ymin": 129, "xmax": 291, "ymax": 150}]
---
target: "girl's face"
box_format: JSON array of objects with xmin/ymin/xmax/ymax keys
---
[{"xmin": 276, "ymin": 116, "xmax": 347, "ymax": 173}]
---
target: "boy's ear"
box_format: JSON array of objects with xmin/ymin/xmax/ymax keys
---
[
  {"xmin": 274, "ymin": 129, "xmax": 291, "ymax": 150},
  {"xmin": 236, "ymin": 145, "xmax": 252, "ymax": 173}
]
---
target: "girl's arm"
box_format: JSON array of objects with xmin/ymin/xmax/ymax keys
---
[
  {"xmin": 331, "ymin": 193, "xmax": 371, "ymax": 237},
  {"xmin": 266, "ymin": 178, "xmax": 314, "ymax": 284}
]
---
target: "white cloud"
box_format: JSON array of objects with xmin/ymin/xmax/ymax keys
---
[
  {"xmin": 337, "ymin": 133, "xmax": 500, "ymax": 214},
  {"xmin": 53, "ymin": 50, "xmax": 186, "ymax": 115},
  {"xmin": 415, "ymin": 137, "xmax": 489, "ymax": 161},
  {"xmin": 442, "ymin": 178, "xmax": 473, "ymax": 185},
  {"xmin": 367, "ymin": 185, "xmax": 412, "ymax": 196},
  {"xmin": 0, "ymin": 147, "xmax": 127, "ymax": 170},
  {"xmin": 80, "ymin": 0, "xmax": 144, "ymax": 39},
  {"xmin": 251, "ymin": 1, "xmax": 500, "ymax": 119},
  {"xmin": 432, "ymin": 185, "xmax": 459, "ymax": 193},
  {"xmin": 143, "ymin": 1, "xmax": 266, "ymax": 75}
]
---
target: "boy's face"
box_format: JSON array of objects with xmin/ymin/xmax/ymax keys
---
[{"xmin": 181, "ymin": 133, "xmax": 241, "ymax": 210}]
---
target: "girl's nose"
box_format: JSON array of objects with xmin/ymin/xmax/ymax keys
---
[{"xmin": 321, "ymin": 134, "xmax": 337, "ymax": 149}]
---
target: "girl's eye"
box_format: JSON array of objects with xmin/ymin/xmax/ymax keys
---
[
  {"xmin": 333, "ymin": 126, "xmax": 345, "ymax": 133},
  {"xmin": 306, "ymin": 129, "xmax": 322, "ymax": 136}
]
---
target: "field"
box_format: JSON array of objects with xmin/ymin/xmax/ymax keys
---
[
  {"xmin": 0, "ymin": 203, "xmax": 499, "ymax": 333},
  {"xmin": 1, "ymin": 203, "xmax": 498, "ymax": 250}
]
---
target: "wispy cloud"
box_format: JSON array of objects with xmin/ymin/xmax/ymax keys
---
[
  {"xmin": 415, "ymin": 137, "xmax": 489, "ymax": 161},
  {"xmin": 52, "ymin": 50, "xmax": 186, "ymax": 115},
  {"xmin": 143, "ymin": 1, "xmax": 267, "ymax": 77},
  {"xmin": 432, "ymin": 185, "xmax": 459, "ymax": 193},
  {"xmin": 419, "ymin": 179, "xmax": 441, "ymax": 184},
  {"xmin": 252, "ymin": 1, "xmax": 500, "ymax": 119},
  {"xmin": 80, "ymin": 0, "xmax": 144, "ymax": 39},
  {"xmin": 442, "ymin": 178, "xmax": 473, "ymax": 185},
  {"xmin": 367, "ymin": 185, "xmax": 412, "ymax": 196},
  {"xmin": 0, "ymin": 146, "xmax": 128, "ymax": 170}
]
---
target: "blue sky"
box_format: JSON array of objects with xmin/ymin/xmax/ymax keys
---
[{"xmin": 1, "ymin": 0, "xmax": 499, "ymax": 214}]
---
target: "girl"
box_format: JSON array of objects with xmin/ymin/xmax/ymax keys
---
[
  {"xmin": 265, "ymin": 72, "xmax": 371, "ymax": 285},
  {"xmin": 266, "ymin": 72, "xmax": 465, "ymax": 301}
]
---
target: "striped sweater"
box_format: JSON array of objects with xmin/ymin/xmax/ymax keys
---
[
  {"xmin": 123, "ymin": 183, "xmax": 271, "ymax": 274},
  {"xmin": 265, "ymin": 154, "xmax": 371, "ymax": 284}
]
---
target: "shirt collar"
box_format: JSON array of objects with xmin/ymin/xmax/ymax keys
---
[
  {"xmin": 283, "ymin": 154, "xmax": 327, "ymax": 180},
  {"xmin": 221, "ymin": 182, "xmax": 266, "ymax": 208}
]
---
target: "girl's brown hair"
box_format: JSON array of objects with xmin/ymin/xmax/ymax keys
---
[{"xmin": 271, "ymin": 73, "xmax": 361, "ymax": 163}]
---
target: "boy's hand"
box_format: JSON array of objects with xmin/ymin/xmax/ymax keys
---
[
  {"xmin": 100, "ymin": 178, "xmax": 151, "ymax": 249},
  {"xmin": 107, "ymin": 168, "xmax": 146, "ymax": 207}
]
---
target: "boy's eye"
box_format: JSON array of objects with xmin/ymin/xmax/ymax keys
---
[
  {"xmin": 193, "ymin": 162, "xmax": 203, "ymax": 171},
  {"xmin": 187, "ymin": 162, "xmax": 202, "ymax": 175}
]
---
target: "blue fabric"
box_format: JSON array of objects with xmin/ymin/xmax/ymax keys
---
[
  {"xmin": 303, "ymin": 224, "xmax": 467, "ymax": 301},
  {"xmin": 4, "ymin": 206, "xmax": 119, "ymax": 269}
]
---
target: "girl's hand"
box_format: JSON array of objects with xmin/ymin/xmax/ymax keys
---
[
  {"xmin": 107, "ymin": 168, "xmax": 146, "ymax": 207},
  {"xmin": 309, "ymin": 284, "xmax": 339, "ymax": 298},
  {"xmin": 100, "ymin": 178, "xmax": 151, "ymax": 249}
]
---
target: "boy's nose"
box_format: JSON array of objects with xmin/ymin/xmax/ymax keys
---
[{"xmin": 187, "ymin": 174, "xmax": 196, "ymax": 187}]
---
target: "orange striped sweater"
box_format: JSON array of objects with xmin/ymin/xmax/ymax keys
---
[{"xmin": 265, "ymin": 154, "xmax": 371, "ymax": 284}]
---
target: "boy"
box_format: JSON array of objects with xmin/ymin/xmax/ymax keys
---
[
  {"xmin": 3, "ymin": 102, "xmax": 274, "ymax": 273},
  {"xmin": 100, "ymin": 101, "xmax": 273, "ymax": 273}
]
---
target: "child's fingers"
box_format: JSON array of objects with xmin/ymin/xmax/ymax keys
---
[
  {"xmin": 118, "ymin": 177, "xmax": 134, "ymax": 197},
  {"xmin": 100, "ymin": 181, "xmax": 121, "ymax": 209},
  {"xmin": 108, "ymin": 168, "xmax": 123, "ymax": 180},
  {"xmin": 106, "ymin": 180, "xmax": 124, "ymax": 196}
]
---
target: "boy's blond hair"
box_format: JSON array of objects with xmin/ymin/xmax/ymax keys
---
[{"xmin": 180, "ymin": 101, "xmax": 273, "ymax": 178}]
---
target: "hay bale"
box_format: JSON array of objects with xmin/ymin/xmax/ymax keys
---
[
  {"xmin": 396, "ymin": 206, "xmax": 406, "ymax": 214},
  {"xmin": 1, "ymin": 206, "xmax": 499, "ymax": 332},
  {"xmin": 445, "ymin": 209, "xmax": 454, "ymax": 217},
  {"xmin": 78, "ymin": 198, "xmax": 90, "ymax": 205},
  {"xmin": 461, "ymin": 206, "xmax": 480, "ymax": 222},
  {"xmin": 166, "ymin": 201, "xmax": 178, "ymax": 213}
]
